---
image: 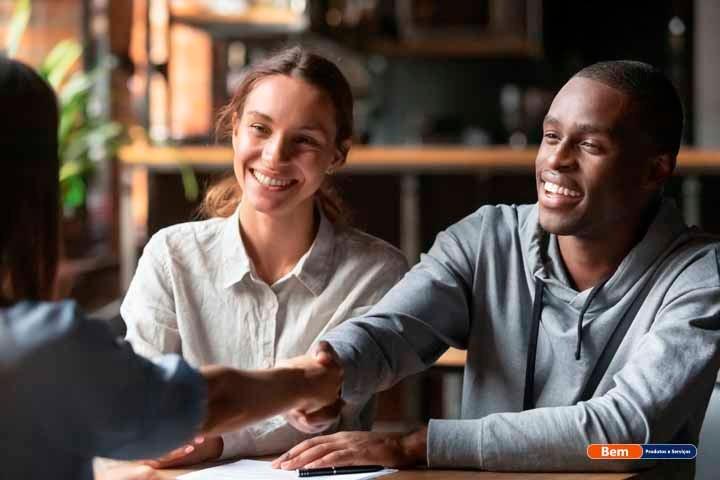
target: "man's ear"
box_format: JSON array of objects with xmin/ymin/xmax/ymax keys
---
[{"xmin": 645, "ymin": 153, "xmax": 675, "ymax": 191}]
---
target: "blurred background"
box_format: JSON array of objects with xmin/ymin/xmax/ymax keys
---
[{"xmin": 2, "ymin": 1, "xmax": 719, "ymax": 476}]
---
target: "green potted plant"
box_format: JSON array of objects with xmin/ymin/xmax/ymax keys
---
[{"xmin": 5, "ymin": 0, "xmax": 123, "ymax": 221}]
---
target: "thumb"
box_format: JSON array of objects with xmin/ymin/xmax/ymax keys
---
[{"xmin": 313, "ymin": 341, "xmax": 338, "ymax": 367}]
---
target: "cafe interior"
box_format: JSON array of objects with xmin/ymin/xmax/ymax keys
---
[{"xmin": 3, "ymin": 0, "xmax": 720, "ymax": 478}]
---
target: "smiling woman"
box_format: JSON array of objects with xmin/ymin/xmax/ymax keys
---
[
  {"xmin": 120, "ymin": 46, "xmax": 409, "ymax": 470},
  {"xmin": 202, "ymin": 47, "xmax": 353, "ymax": 225}
]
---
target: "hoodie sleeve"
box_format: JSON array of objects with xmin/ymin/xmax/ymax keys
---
[
  {"xmin": 428, "ymin": 248, "xmax": 720, "ymax": 472},
  {"xmin": 322, "ymin": 216, "xmax": 479, "ymax": 406}
]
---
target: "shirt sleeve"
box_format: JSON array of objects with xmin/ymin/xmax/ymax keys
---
[
  {"xmin": 322, "ymin": 222, "xmax": 477, "ymax": 406},
  {"xmin": 2, "ymin": 301, "xmax": 207, "ymax": 460},
  {"xmin": 121, "ymin": 232, "xmax": 181, "ymax": 358},
  {"xmin": 427, "ymin": 252, "xmax": 720, "ymax": 472}
]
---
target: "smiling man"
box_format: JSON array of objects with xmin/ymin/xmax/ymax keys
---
[{"xmin": 274, "ymin": 61, "xmax": 720, "ymax": 477}]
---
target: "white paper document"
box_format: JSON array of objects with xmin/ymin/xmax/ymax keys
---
[{"xmin": 178, "ymin": 459, "xmax": 397, "ymax": 480}]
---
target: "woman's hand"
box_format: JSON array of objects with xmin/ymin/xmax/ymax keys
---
[
  {"xmin": 271, "ymin": 428, "xmax": 428, "ymax": 470},
  {"xmin": 284, "ymin": 398, "xmax": 345, "ymax": 434},
  {"xmin": 142, "ymin": 436, "xmax": 223, "ymax": 469},
  {"xmin": 94, "ymin": 460, "xmax": 164, "ymax": 480}
]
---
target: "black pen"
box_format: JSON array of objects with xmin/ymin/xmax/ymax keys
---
[{"xmin": 297, "ymin": 465, "xmax": 384, "ymax": 477}]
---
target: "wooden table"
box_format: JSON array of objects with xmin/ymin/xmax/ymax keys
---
[
  {"xmin": 159, "ymin": 468, "xmax": 636, "ymax": 479},
  {"xmin": 117, "ymin": 143, "xmax": 720, "ymax": 289},
  {"xmin": 95, "ymin": 458, "xmax": 639, "ymax": 480}
]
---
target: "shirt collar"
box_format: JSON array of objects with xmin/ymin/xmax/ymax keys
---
[
  {"xmin": 294, "ymin": 207, "xmax": 335, "ymax": 297},
  {"xmin": 219, "ymin": 205, "xmax": 252, "ymax": 289},
  {"xmin": 218, "ymin": 205, "xmax": 336, "ymax": 295}
]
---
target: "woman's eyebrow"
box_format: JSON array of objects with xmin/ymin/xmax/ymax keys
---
[{"xmin": 245, "ymin": 110, "xmax": 273, "ymax": 122}]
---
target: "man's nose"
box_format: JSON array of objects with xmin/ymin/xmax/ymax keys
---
[{"xmin": 545, "ymin": 141, "xmax": 576, "ymax": 170}]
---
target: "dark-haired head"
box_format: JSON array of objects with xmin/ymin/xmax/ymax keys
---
[
  {"xmin": 0, "ymin": 57, "xmax": 59, "ymax": 305},
  {"xmin": 201, "ymin": 46, "xmax": 353, "ymax": 224},
  {"xmin": 574, "ymin": 60, "xmax": 684, "ymax": 162}
]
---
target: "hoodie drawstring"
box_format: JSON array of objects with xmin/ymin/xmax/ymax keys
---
[
  {"xmin": 575, "ymin": 280, "xmax": 608, "ymax": 360},
  {"xmin": 523, "ymin": 278, "xmax": 608, "ymax": 410},
  {"xmin": 523, "ymin": 281, "xmax": 545, "ymax": 411}
]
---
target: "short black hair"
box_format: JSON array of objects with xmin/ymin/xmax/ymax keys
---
[{"xmin": 575, "ymin": 60, "xmax": 684, "ymax": 158}]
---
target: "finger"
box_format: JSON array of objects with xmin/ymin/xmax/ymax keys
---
[
  {"xmin": 288, "ymin": 408, "xmax": 332, "ymax": 432},
  {"xmin": 272, "ymin": 436, "xmax": 325, "ymax": 468},
  {"xmin": 101, "ymin": 464, "xmax": 164, "ymax": 480},
  {"xmin": 142, "ymin": 444, "xmax": 193, "ymax": 467},
  {"xmin": 313, "ymin": 341, "xmax": 338, "ymax": 367},
  {"xmin": 305, "ymin": 450, "xmax": 356, "ymax": 469},
  {"xmin": 151, "ymin": 445, "xmax": 204, "ymax": 469},
  {"xmin": 304, "ymin": 400, "xmax": 344, "ymax": 423},
  {"xmin": 280, "ymin": 442, "xmax": 345, "ymax": 470}
]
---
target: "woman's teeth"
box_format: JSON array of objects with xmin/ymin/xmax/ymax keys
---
[
  {"xmin": 252, "ymin": 169, "xmax": 293, "ymax": 187},
  {"xmin": 544, "ymin": 181, "xmax": 581, "ymax": 197}
]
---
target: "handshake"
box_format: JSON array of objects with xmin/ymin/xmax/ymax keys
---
[
  {"xmin": 141, "ymin": 342, "xmax": 345, "ymax": 469},
  {"xmin": 202, "ymin": 340, "xmax": 344, "ymax": 436}
]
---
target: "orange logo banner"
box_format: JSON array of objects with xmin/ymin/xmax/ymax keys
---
[{"xmin": 587, "ymin": 444, "xmax": 644, "ymax": 460}]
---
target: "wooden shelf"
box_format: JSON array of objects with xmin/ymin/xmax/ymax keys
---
[
  {"xmin": 169, "ymin": 3, "xmax": 307, "ymax": 37},
  {"xmin": 367, "ymin": 35, "xmax": 542, "ymax": 59},
  {"xmin": 118, "ymin": 143, "xmax": 720, "ymax": 173}
]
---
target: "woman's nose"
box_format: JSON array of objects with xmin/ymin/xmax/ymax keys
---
[{"xmin": 262, "ymin": 137, "xmax": 288, "ymax": 166}]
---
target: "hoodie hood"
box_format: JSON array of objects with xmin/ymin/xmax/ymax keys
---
[{"xmin": 523, "ymin": 198, "xmax": 690, "ymax": 312}]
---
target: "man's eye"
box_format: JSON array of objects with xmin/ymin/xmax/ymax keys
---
[
  {"xmin": 296, "ymin": 136, "xmax": 318, "ymax": 146},
  {"xmin": 543, "ymin": 132, "xmax": 559, "ymax": 142},
  {"xmin": 581, "ymin": 141, "xmax": 600, "ymax": 152}
]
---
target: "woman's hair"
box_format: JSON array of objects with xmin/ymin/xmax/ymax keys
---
[
  {"xmin": 0, "ymin": 57, "xmax": 60, "ymax": 306},
  {"xmin": 200, "ymin": 46, "xmax": 353, "ymax": 224}
]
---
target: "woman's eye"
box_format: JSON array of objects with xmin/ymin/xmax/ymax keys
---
[{"xmin": 250, "ymin": 124, "xmax": 269, "ymax": 135}]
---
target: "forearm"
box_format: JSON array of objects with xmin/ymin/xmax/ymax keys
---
[
  {"xmin": 323, "ymin": 317, "xmax": 439, "ymax": 405},
  {"xmin": 427, "ymin": 398, "xmax": 654, "ymax": 472},
  {"xmin": 201, "ymin": 367, "xmax": 305, "ymax": 436}
]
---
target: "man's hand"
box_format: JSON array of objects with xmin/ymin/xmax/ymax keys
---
[
  {"xmin": 142, "ymin": 436, "xmax": 223, "ymax": 469},
  {"xmin": 271, "ymin": 428, "xmax": 428, "ymax": 470},
  {"xmin": 282, "ymin": 342, "xmax": 345, "ymax": 433}
]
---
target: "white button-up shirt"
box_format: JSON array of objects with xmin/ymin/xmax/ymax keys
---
[{"xmin": 121, "ymin": 206, "xmax": 408, "ymax": 457}]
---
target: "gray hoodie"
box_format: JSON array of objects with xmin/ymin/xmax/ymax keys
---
[{"xmin": 323, "ymin": 199, "xmax": 720, "ymax": 476}]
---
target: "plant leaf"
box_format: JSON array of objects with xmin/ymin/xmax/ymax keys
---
[
  {"xmin": 62, "ymin": 175, "xmax": 86, "ymax": 210},
  {"xmin": 5, "ymin": 0, "xmax": 30, "ymax": 58},
  {"xmin": 180, "ymin": 165, "xmax": 199, "ymax": 201},
  {"xmin": 40, "ymin": 40, "xmax": 82, "ymax": 89}
]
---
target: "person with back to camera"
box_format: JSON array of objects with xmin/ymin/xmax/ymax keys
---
[
  {"xmin": 121, "ymin": 46, "xmax": 408, "ymax": 468},
  {"xmin": 0, "ymin": 57, "xmax": 342, "ymax": 480},
  {"xmin": 275, "ymin": 61, "xmax": 720, "ymax": 479}
]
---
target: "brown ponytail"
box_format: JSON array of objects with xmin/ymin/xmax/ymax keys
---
[{"xmin": 199, "ymin": 46, "xmax": 353, "ymax": 225}]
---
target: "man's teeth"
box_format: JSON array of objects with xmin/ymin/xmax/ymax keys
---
[
  {"xmin": 253, "ymin": 170, "xmax": 293, "ymax": 187},
  {"xmin": 544, "ymin": 181, "xmax": 581, "ymax": 197}
]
